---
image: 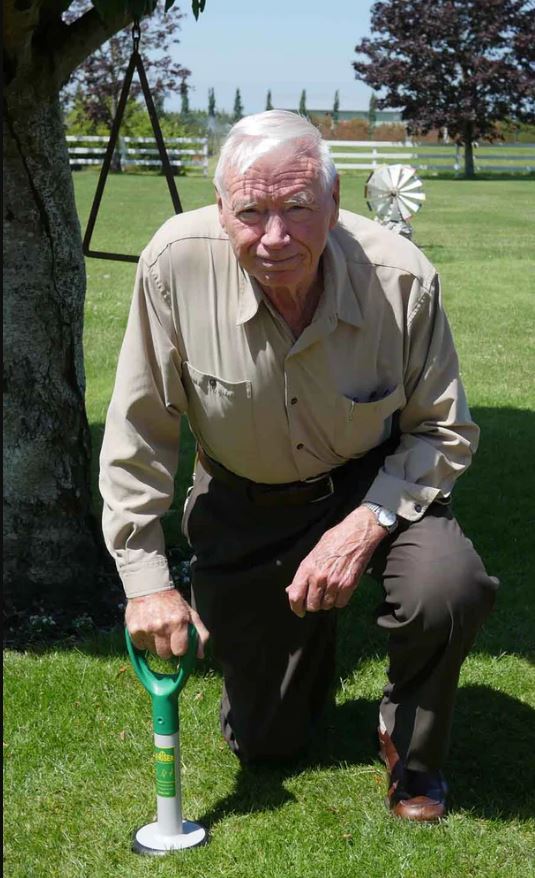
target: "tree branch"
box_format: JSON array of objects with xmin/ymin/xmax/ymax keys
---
[
  {"xmin": 52, "ymin": 6, "xmax": 131, "ymax": 88},
  {"xmin": 4, "ymin": 0, "xmax": 43, "ymax": 68}
]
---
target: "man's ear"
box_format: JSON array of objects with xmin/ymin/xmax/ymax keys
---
[
  {"xmin": 216, "ymin": 189, "xmax": 225, "ymax": 228},
  {"xmin": 330, "ymin": 175, "xmax": 340, "ymax": 229}
]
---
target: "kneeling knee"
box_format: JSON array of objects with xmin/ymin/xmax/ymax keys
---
[{"xmin": 404, "ymin": 551, "xmax": 498, "ymax": 635}]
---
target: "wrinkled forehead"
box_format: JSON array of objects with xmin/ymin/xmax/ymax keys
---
[
  {"xmin": 236, "ymin": 137, "xmax": 319, "ymax": 173},
  {"xmin": 223, "ymin": 144, "xmax": 324, "ymax": 201}
]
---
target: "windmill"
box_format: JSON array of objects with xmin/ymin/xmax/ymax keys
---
[{"xmin": 364, "ymin": 164, "xmax": 425, "ymax": 240}]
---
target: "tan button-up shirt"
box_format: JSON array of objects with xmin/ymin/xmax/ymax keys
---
[{"xmin": 100, "ymin": 205, "xmax": 478, "ymax": 598}]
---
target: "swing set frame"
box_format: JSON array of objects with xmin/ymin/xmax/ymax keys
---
[{"xmin": 82, "ymin": 19, "xmax": 183, "ymax": 263}]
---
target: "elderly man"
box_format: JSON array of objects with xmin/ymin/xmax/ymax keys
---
[{"xmin": 100, "ymin": 110, "xmax": 497, "ymax": 823}]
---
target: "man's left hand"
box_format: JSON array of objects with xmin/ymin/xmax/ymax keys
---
[{"xmin": 286, "ymin": 505, "xmax": 387, "ymax": 616}]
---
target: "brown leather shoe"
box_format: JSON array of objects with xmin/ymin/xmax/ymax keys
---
[{"xmin": 378, "ymin": 728, "xmax": 448, "ymax": 823}]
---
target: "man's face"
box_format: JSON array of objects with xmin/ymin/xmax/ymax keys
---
[{"xmin": 217, "ymin": 146, "xmax": 339, "ymax": 296}]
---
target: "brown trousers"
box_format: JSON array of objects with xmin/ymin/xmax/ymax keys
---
[{"xmin": 183, "ymin": 445, "xmax": 498, "ymax": 772}]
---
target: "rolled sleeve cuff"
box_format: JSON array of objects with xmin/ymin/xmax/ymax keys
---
[
  {"xmin": 363, "ymin": 470, "xmax": 441, "ymax": 522},
  {"xmin": 120, "ymin": 559, "xmax": 174, "ymax": 599}
]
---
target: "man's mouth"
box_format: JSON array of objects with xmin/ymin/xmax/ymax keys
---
[{"xmin": 257, "ymin": 254, "xmax": 300, "ymax": 268}]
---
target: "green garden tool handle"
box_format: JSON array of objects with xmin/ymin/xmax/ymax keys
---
[{"xmin": 125, "ymin": 624, "xmax": 198, "ymax": 735}]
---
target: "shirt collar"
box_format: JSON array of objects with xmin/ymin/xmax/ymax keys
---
[
  {"xmin": 323, "ymin": 232, "xmax": 364, "ymax": 329},
  {"xmin": 236, "ymin": 268, "xmax": 263, "ymax": 325}
]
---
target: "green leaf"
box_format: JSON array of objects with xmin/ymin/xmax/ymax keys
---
[{"xmin": 189, "ymin": 0, "xmax": 207, "ymax": 19}]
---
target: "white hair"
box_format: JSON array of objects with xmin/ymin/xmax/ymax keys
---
[{"xmin": 214, "ymin": 110, "xmax": 337, "ymax": 198}]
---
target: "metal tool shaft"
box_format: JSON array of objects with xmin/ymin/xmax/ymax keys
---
[{"xmin": 154, "ymin": 731, "xmax": 183, "ymax": 836}]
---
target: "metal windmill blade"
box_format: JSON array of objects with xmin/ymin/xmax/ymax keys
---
[{"xmin": 365, "ymin": 164, "xmax": 425, "ymax": 239}]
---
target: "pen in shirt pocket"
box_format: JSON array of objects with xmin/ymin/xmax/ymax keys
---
[
  {"xmin": 346, "ymin": 395, "xmax": 360, "ymax": 420},
  {"xmin": 346, "ymin": 387, "xmax": 393, "ymax": 421}
]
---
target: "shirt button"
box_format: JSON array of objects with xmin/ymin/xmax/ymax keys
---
[
  {"xmin": 290, "ymin": 397, "xmax": 298, "ymax": 405},
  {"xmin": 296, "ymin": 443, "xmax": 304, "ymax": 450},
  {"xmin": 209, "ymin": 378, "xmax": 216, "ymax": 388},
  {"xmin": 414, "ymin": 503, "xmax": 422, "ymax": 513}
]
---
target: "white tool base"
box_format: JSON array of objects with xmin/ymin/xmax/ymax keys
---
[{"xmin": 133, "ymin": 820, "xmax": 207, "ymax": 855}]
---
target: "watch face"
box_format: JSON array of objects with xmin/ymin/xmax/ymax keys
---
[{"xmin": 379, "ymin": 508, "xmax": 397, "ymax": 527}]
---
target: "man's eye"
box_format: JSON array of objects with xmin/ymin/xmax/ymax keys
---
[
  {"xmin": 287, "ymin": 205, "xmax": 310, "ymax": 215},
  {"xmin": 237, "ymin": 209, "xmax": 261, "ymax": 222}
]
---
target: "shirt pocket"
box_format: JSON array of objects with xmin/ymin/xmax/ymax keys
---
[
  {"xmin": 181, "ymin": 362, "xmax": 254, "ymax": 468},
  {"xmin": 332, "ymin": 383, "xmax": 405, "ymax": 459}
]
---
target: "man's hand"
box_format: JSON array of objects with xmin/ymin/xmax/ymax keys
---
[
  {"xmin": 125, "ymin": 588, "xmax": 210, "ymax": 659},
  {"xmin": 286, "ymin": 505, "xmax": 388, "ymax": 617}
]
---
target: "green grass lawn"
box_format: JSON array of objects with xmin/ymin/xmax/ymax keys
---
[{"xmin": 4, "ymin": 171, "xmax": 535, "ymax": 877}]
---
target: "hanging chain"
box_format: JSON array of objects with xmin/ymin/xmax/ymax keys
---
[
  {"xmin": 82, "ymin": 10, "xmax": 183, "ymax": 261},
  {"xmin": 132, "ymin": 18, "xmax": 141, "ymax": 53}
]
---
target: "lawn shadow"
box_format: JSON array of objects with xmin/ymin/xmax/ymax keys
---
[
  {"xmin": 198, "ymin": 763, "xmax": 298, "ymax": 828},
  {"xmin": 450, "ymin": 684, "xmax": 535, "ymax": 820},
  {"xmin": 197, "ymin": 696, "xmax": 379, "ymax": 830},
  {"xmin": 311, "ymin": 683, "xmax": 535, "ymax": 822},
  {"xmin": 453, "ymin": 406, "xmax": 534, "ymax": 660},
  {"xmin": 199, "ymin": 684, "xmax": 535, "ymax": 829}
]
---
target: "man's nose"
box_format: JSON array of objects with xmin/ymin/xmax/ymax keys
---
[{"xmin": 261, "ymin": 213, "xmax": 290, "ymax": 248}]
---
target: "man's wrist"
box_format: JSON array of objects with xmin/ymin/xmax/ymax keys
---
[
  {"xmin": 127, "ymin": 585, "xmax": 176, "ymax": 601},
  {"xmin": 362, "ymin": 502, "xmax": 398, "ymax": 534},
  {"xmin": 124, "ymin": 582, "xmax": 175, "ymax": 601}
]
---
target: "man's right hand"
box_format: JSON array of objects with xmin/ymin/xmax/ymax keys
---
[{"xmin": 125, "ymin": 588, "xmax": 209, "ymax": 660}]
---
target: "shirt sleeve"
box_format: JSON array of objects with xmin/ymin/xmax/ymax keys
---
[
  {"xmin": 363, "ymin": 272, "xmax": 479, "ymax": 521},
  {"xmin": 99, "ymin": 255, "xmax": 188, "ymax": 598}
]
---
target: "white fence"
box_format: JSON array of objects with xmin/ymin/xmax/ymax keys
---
[
  {"xmin": 327, "ymin": 140, "xmax": 535, "ymax": 173},
  {"xmin": 66, "ymin": 135, "xmax": 209, "ymax": 175},
  {"xmin": 67, "ymin": 136, "xmax": 534, "ymax": 176}
]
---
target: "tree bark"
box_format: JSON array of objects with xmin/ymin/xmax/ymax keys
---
[
  {"xmin": 3, "ymin": 80, "xmax": 103, "ymax": 609},
  {"xmin": 464, "ymin": 122, "xmax": 475, "ymax": 179}
]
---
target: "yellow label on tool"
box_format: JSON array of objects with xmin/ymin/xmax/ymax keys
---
[{"xmin": 154, "ymin": 746, "xmax": 176, "ymax": 797}]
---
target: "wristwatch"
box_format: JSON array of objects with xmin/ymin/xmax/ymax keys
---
[{"xmin": 362, "ymin": 502, "xmax": 398, "ymax": 534}]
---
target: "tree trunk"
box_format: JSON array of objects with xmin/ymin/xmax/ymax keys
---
[
  {"xmin": 3, "ymin": 82, "xmax": 103, "ymax": 610},
  {"xmin": 464, "ymin": 123, "xmax": 475, "ymax": 179}
]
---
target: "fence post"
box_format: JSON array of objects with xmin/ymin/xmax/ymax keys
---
[{"xmin": 454, "ymin": 143, "xmax": 461, "ymax": 177}]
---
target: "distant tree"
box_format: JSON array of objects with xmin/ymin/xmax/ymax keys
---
[
  {"xmin": 332, "ymin": 90, "xmax": 340, "ymax": 125},
  {"xmin": 266, "ymin": 90, "xmax": 273, "ymax": 111},
  {"xmin": 299, "ymin": 89, "xmax": 308, "ymax": 117},
  {"xmin": 233, "ymin": 88, "xmax": 244, "ymax": 121},
  {"xmin": 180, "ymin": 75, "xmax": 190, "ymax": 117},
  {"xmin": 353, "ymin": 0, "xmax": 535, "ymax": 177},
  {"xmin": 368, "ymin": 92, "xmax": 377, "ymax": 137},
  {"xmin": 208, "ymin": 87, "xmax": 216, "ymax": 117},
  {"xmin": 66, "ymin": 96, "xmax": 191, "ymax": 139},
  {"xmin": 62, "ymin": 2, "xmax": 190, "ymax": 136},
  {"xmin": 64, "ymin": 86, "xmax": 111, "ymax": 135}
]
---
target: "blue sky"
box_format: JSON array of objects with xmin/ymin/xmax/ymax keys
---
[{"xmin": 169, "ymin": 0, "xmax": 376, "ymax": 115}]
